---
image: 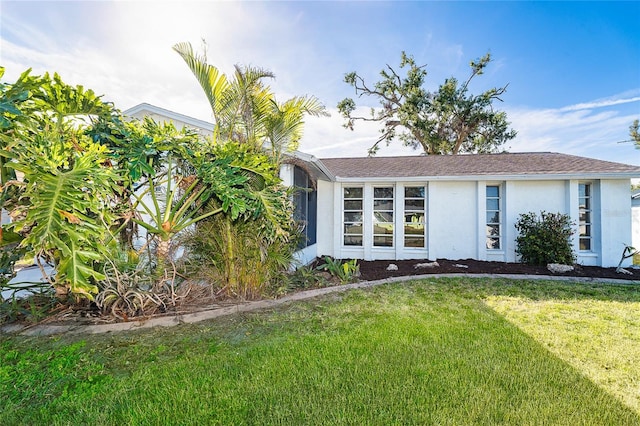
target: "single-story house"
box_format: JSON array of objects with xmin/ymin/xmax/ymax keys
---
[
  {"xmin": 282, "ymin": 152, "xmax": 640, "ymax": 268},
  {"xmin": 124, "ymin": 104, "xmax": 640, "ymax": 268}
]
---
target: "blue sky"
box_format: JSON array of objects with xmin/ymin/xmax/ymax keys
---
[{"xmin": 1, "ymin": 1, "xmax": 639, "ymax": 164}]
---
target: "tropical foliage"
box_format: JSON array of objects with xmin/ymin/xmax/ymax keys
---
[
  {"xmin": 0, "ymin": 69, "xmax": 118, "ymax": 298},
  {"xmin": 173, "ymin": 41, "xmax": 327, "ymax": 164},
  {"xmin": 173, "ymin": 41, "xmax": 326, "ymax": 298},
  {"xmin": 0, "ymin": 43, "xmax": 325, "ymax": 317}
]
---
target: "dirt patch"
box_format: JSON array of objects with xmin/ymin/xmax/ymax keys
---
[{"xmin": 356, "ymin": 258, "xmax": 640, "ymax": 282}]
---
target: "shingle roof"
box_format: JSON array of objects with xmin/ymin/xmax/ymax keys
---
[{"xmin": 319, "ymin": 152, "xmax": 640, "ymax": 180}]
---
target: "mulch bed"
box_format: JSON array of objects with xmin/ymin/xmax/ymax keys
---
[{"xmin": 356, "ymin": 258, "xmax": 640, "ymax": 282}]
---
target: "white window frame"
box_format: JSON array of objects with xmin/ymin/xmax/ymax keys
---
[
  {"xmin": 579, "ymin": 182, "xmax": 592, "ymax": 252},
  {"xmin": 343, "ymin": 186, "xmax": 364, "ymax": 247},
  {"xmin": 486, "ymin": 184, "xmax": 502, "ymax": 250},
  {"xmin": 403, "ymin": 186, "xmax": 427, "ymax": 249},
  {"xmin": 373, "ymin": 186, "xmax": 394, "ymax": 247}
]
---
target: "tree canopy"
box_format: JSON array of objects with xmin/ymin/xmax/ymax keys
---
[
  {"xmin": 631, "ymin": 119, "xmax": 639, "ymax": 149},
  {"xmin": 337, "ymin": 52, "xmax": 517, "ymax": 155}
]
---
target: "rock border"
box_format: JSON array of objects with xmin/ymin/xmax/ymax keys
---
[{"xmin": 2, "ymin": 273, "xmax": 638, "ymax": 337}]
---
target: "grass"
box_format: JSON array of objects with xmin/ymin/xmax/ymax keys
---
[
  {"xmin": 486, "ymin": 294, "xmax": 640, "ymax": 413},
  {"xmin": 1, "ymin": 277, "xmax": 640, "ymax": 425}
]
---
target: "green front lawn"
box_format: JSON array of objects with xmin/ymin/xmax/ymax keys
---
[{"xmin": 2, "ymin": 278, "xmax": 639, "ymax": 425}]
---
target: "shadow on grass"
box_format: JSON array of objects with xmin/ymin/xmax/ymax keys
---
[{"xmin": 408, "ymin": 275, "xmax": 640, "ymax": 304}]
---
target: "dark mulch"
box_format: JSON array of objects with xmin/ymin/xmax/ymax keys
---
[{"xmin": 356, "ymin": 258, "xmax": 640, "ymax": 282}]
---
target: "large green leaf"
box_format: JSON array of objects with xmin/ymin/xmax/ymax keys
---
[{"xmin": 11, "ymin": 139, "xmax": 116, "ymax": 297}]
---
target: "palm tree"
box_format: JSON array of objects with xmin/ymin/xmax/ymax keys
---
[
  {"xmin": 173, "ymin": 42, "xmax": 327, "ymax": 163},
  {"xmin": 173, "ymin": 41, "xmax": 327, "ymax": 296}
]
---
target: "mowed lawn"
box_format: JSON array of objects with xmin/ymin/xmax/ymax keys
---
[{"xmin": 2, "ymin": 278, "xmax": 640, "ymax": 425}]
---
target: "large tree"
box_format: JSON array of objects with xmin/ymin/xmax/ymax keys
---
[
  {"xmin": 338, "ymin": 52, "xmax": 517, "ymax": 155},
  {"xmin": 631, "ymin": 119, "xmax": 640, "ymax": 149}
]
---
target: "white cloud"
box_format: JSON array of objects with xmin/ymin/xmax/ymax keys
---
[
  {"xmin": 559, "ymin": 96, "xmax": 640, "ymax": 112},
  {"xmin": 2, "ymin": 2, "xmax": 638, "ymax": 166},
  {"xmin": 298, "ymin": 97, "xmax": 640, "ymax": 164},
  {"xmin": 504, "ymin": 96, "xmax": 640, "ymax": 164}
]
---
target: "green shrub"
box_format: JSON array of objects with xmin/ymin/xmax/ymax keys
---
[
  {"xmin": 515, "ymin": 211, "xmax": 576, "ymax": 266},
  {"xmin": 316, "ymin": 257, "xmax": 360, "ymax": 284},
  {"xmin": 182, "ymin": 214, "xmax": 298, "ymax": 300},
  {"xmin": 286, "ymin": 264, "xmax": 328, "ymax": 291}
]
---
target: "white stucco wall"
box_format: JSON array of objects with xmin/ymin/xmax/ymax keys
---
[
  {"xmin": 599, "ymin": 180, "xmax": 632, "ymax": 267},
  {"xmin": 314, "ymin": 177, "xmax": 633, "ymax": 267},
  {"xmin": 503, "ymin": 180, "xmax": 568, "ymax": 263},
  {"xmin": 316, "ymin": 180, "xmax": 334, "ymax": 259},
  {"xmin": 428, "ymin": 181, "xmax": 478, "ymax": 260}
]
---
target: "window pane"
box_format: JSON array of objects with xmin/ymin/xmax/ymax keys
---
[
  {"xmin": 405, "ymin": 187, "xmax": 425, "ymax": 198},
  {"xmin": 405, "ymin": 237, "xmax": 424, "ymax": 248},
  {"xmin": 579, "ymin": 184, "xmax": 590, "ymax": 197},
  {"xmin": 404, "ymin": 224, "xmax": 424, "ymax": 235},
  {"xmin": 579, "ymin": 199, "xmax": 590, "ymax": 210},
  {"xmin": 344, "ymin": 187, "xmax": 363, "ymax": 198},
  {"xmin": 580, "ymin": 238, "xmax": 591, "ymax": 251},
  {"xmin": 374, "ymin": 187, "xmax": 393, "ymax": 198},
  {"xmin": 344, "ymin": 236, "xmax": 363, "ymax": 246},
  {"xmin": 580, "ymin": 224, "xmax": 591, "ymax": 237},
  {"xmin": 294, "ymin": 167, "xmax": 310, "ymax": 188},
  {"xmin": 344, "ymin": 200, "xmax": 362, "ymax": 210},
  {"xmin": 405, "ymin": 199, "xmax": 425, "ymax": 210},
  {"xmin": 486, "ymin": 186, "xmax": 499, "ymax": 197},
  {"xmin": 486, "ymin": 225, "xmax": 500, "ymax": 236},
  {"xmin": 344, "ymin": 212, "xmax": 362, "ymax": 222},
  {"xmin": 344, "ymin": 223, "xmax": 362, "ymax": 234},
  {"xmin": 374, "ymin": 211, "xmax": 393, "ymax": 222},
  {"xmin": 373, "ymin": 200, "xmax": 393, "ymax": 210},
  {"xmin": 486, "ymin": 237, "xmax": 500, "ymax": 250},
  {"xmin": 486, "ymin": 212, "xmax": 500, "ymax": 224},
  {"xmin": 373, "ymin": 224, "xmax": 394, "ymax": 235},
  {"xmin": 405, "ymin": 213, "xmax": 425, "ymax": 223},
  {"xmin": 579, "ymin": 211, "xmax": 590, "ymax": 223},
  {"xmin": 486, "ymin": 199, "xmax": 499, "ymax": 210},
  {"xmin": 374, "ymin": 236, "xmax": 393, "ymax": 247}
]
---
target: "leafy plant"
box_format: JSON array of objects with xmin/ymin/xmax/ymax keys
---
[
  {"xmin": 316, "ymin": 257, "xmax": 360, "ymax": 284},
  {"xmin": 0, "ymin": 70, "xmax": 119, "ymax": 300},
  {"xmin": 6, "ymin": 139, "xmax": 118, "ymax": 298},
  {"xmin": 131, "ymin": 156, "xmax": 224, "ymax": 264},
  {"xmin": 615, "ymin": 244, "xmax": 638, "ymax": 273},
  {"xmin": 173, "ymin": 41, "xmax": 326, "ymax": 164},
  {"xmin": 515, "ymin": 211, "xmax": 576, "ymax": 266},
  {"xmin": 286, "ymin": 264, "xmax": 328, "ymax": 291},
  {"xmin": 182, "ymin": 212, "xmax": 297, "ymax": 300},
  {"xmin": 95, "ymin": 260, "xmax": 165, "ymax": 320},
  {"xmin": 0, "ymin": 281, "xmax": 57, "ymax": 324}
]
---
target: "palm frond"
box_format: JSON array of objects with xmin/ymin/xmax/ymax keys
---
[{"xmin": 173, "ymin": 42, "xmax": 229, "ymax": 126}]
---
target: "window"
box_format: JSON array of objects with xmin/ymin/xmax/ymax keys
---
[
  {"xmin": 579, "ymin": 183, "xmax": 592, "ymax": 251},
  {"xmin": 486, "ymin": 185, "xmax": 501, "ymax": 250},
  {"xmin": 373, "ymin": 187, "xmax": 394, "ymax": 247},
  {"xmin": 343, "ymin": 187, "xmax": 363, "ymax": 246},
  {"xmin": 293, "ymin": 166, "xmax": 316, "ymax": 249},
  {"xmin": 404, "ymin": 186, "xmax": 426, "ymax": 248}
]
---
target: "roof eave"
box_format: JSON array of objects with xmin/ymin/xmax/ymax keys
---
[
  {"xmin": 123, "ymin": 103, "xmax": 215, "ymax": 132},
  {"xmin": 284, "ymin": 151, "xmax": 335, "ymax": 181},
  {"xmin": 333, "ymin": 172, "xmax": 640, "ymax": 183}
]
